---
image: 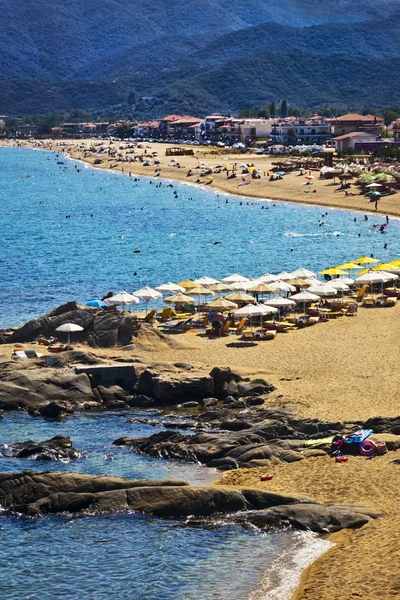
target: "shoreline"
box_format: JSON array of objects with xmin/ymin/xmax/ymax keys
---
[{"xmin": 1, "ymin": 139, "xmax": 400, "ymax": 218}]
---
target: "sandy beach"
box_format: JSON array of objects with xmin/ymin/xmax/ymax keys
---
[
  {"xmin": 2, "ymin": 137, "xmax": 400, "ymax": 599},
  {"xmin": 2, "ymin": 138, "xmax": 400, "ymax": 218}
]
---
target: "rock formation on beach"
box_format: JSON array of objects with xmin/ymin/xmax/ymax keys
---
[{"xmin": 0, "ymin": 470, "xmax": 381, "ymax": 534}]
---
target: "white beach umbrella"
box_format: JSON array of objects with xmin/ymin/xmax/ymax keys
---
[
  {"xmin": 132, "ymin": 286, "xmax": 162, "ymax": 314},
  {"xmin": 372, "ymin": 270, "xmax": 398, "ymax": 281},
  {"xmin": 355, "ymin": 271, "xmax": 391, "ymax": 284},
  {"xmin": 336, "ymin": 277, "xmax": 354, "ymax": 286},
  {"xmin": 156, "ymin": 282, "xmax": 186, "ymax": 294},
  {"xmin": 264, "ymin": 297, "xmax": 296, "ymax": 307},
  {"xmin": 307, "ymin": 284, "xmax": 338, "ymax": 297},
  {"xmin": 234, "ymin": 303, "xmax": 277, "ymax": 337},
  {"xmin": 290, "ymin": 268, "xmax": 317, "ymax": 279},
  {"xmin": 194, "ymin": 276, "xmax": 220, "ymax": 286},
  {"xmin": 276, "ymin": 272, "xmax": 293, "ymax": 281},
  {"xmin": 328, "ymin": 280, "xmax": 350, "ymax": 291},
  {"xmin": 221, "ymin": 273, "xmax": 250, "ymax": 284},
  {"xmin": 290, "ymin": 292, "xmax": 321, "ymax": 302},
  {"xmin": 55, "ymin": 322, "xmax": 84, "ymax": 345},
  {"xmin": 270, "ymin": 281, "xmax": 296, "ymax": 293},
  {"xmin": 108, "ymin": 291, "xmax": 140, "ymax": 310},
  {"xmin": 256, "ymin": 273, "xmax": 278, "ymax": 284}
]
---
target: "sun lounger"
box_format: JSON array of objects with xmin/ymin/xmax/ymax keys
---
[{"xmin": 139, "ymin": 310, "xmax": 157, "ymax": 323}]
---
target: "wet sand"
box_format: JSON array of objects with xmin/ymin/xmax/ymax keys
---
[{"xmin": 2, "ymin": 138, "xmax": 400, "ymax": 218}]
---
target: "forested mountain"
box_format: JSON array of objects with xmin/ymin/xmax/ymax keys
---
[{"xmin": 1, "ymin": 0, "xmax": 399, "ymax": 116}]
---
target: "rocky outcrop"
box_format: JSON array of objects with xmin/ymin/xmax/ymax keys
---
[
  {"xmin": 0, "ymin": 471, "xmax": 380, "ymax": 534},
  {"xmin": 113, "ymin": 408, "xmax": 346, "ymax": 470},
  {"xmin": 1, "ymin": 436, "xmax": 82, "ymax": 462},
  {"xmin": 1, "ymin": 302, "xmax": 141, "ymax": 348},
  {"xmin": 0, "ymin": 357, "xmax": 98, "ymax": 412}
]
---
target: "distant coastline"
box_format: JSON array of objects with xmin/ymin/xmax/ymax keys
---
[{"xmin": 2, "ymin": 139, "xmax": 400, "ymax": 218}]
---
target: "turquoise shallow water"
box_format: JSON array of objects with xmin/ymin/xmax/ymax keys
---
[
  {"xmin": 1, "ymin": 147, "xmax": 399, "ymax": 328},
  {"xmin": 0, "ymin": 147, "xmax": 397, "ymax": 599}
]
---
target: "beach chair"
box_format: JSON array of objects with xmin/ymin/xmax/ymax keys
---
[
  {"xmin": 158, "ymin": 307, "xmax": 173, "ymax": 322},
  {"xmin": 221, "ymin": 319, "xmax": 233, "ymax": 335},
  {"xmin": 235, "ymin": 319, "xmax": 247, "ymax": 335},
  {"xmin": 141, "ymin": 309, "xmax": 157, "ymax": 323},
  {"xmin": 355, "ymin": 284, "xmax": 368, "ymax": 302}
]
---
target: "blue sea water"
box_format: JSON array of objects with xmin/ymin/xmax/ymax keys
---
[
  {"xmin": 1, "ymin": 146, "xmax": 399, "ymax": 328},
  {"xmin": 0, "ymin": 147, "xmax": 394, "ymax": 599}
]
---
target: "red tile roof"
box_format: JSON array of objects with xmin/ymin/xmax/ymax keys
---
[
  {"xmin": 332, "ymin": 132, "xmax": 375, "ymax": 141},
  {"xmin": 334, "ymin": 113, "xmax": 383, "ymax": 122}
]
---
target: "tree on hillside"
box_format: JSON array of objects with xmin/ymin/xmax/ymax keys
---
[
  {"xmin": 239, "ymin": 108, "xmax": 258, "ymax": 117},
  {"xmin": 70, "ymin": 108, "xmax": 92, "ymax": 122},
  {"xmin": 270, "ymin": 101, "xmax": 276, "ymax": 117},
  {"xmin": 280, "ymin": 100, "xmax": 288, "ymax": 118},
  {"xmin": 287, "ymin": 127, "xmax": 297, "ymax": 144},
  {"xmin": 257, "ymin": 105, "xmax": 270, "ymax": 118}
]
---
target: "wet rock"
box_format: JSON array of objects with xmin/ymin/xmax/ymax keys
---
[
  {"xmin": 38, "ymin": 402, "xmax": 73, "ymax": 419},
  {"xmin": 127, "ymin": 395, "xmax": 155, "ymax": 408},
  {"xmin": 238, "ymin": 380, "xmax": 275, "ymax": 397},
  {"xmin": 209, "ymin": 367, "xmax": 242, "ymax": 398},
  {"xmin": 181, "ymin": 401, "xmax": 200, "ymax": 409},
  {"xmin": 93, "ymin": 385, "xmax": 133, "ymax": 406},
  {"xmin": 201, "ymin": 398, "xmax": 219, "ymax": 408},
  {"xmin": 2, "ymin": 436, "xmax": 81, "ymax": 462}
]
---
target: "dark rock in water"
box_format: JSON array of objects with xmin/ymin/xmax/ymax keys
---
[
  {"xmin": 38, "ymin": 402, "xmax": 73, "ymax": 419},
  {"xmin": 2, "ymin": 436, "xmax": 81, "ymax": 462},
  {"xmin": 181, "ymin": 401, "xmax": 199, "ymax": 409},
  {"xmin": 93, "ymin": 385, "xmax": 133, "ymax": 406},
  {"xmin": 235, "ymin": 503, "xmax": 382, "ymax": 534},
  {"xmin": 209, "ymin": 367, "xmax": 242, "ymax": 398},
  {"xmin": 0, "ymin": 471, "xmax": 381, "ymax": 535},
  {"xmin": 127, "ymin": 395, "xmax": 155, "ymax": 408}
]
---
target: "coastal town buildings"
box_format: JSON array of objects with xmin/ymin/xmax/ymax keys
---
[
  {"xmin": 271, "ymin": 116, "xmax": 331, "ymax": 145},
  {"xmin": 330, "ymin": 113, "xmax": 384, "ymax": 137}
]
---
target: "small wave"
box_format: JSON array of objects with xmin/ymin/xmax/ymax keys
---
[
  {"xmin": 284, "ymin": 231, "xmax": 341, "ymax": 237},
  {"xmin": 248, "ymin": 530, "xmax": 332, "ymax": 600}
]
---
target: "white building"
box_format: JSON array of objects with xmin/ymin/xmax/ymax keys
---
[
  {"xmin": 239, "ymin": 119, "xmax": 275, "ymax": 143},
  {"xmin": 271, "ymin": 116, "xmax": 331, "ymax": 144}
]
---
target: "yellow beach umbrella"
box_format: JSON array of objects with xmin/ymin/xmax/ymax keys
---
[
  {"xmin": 177, "ymin": 279, "xmax": 198, "ymax": 290},
  {"xmin": 353, "ymin": 256, "xmax": 380, "ymax": 265},
  {"xmin": 389, "ymin": 259, "xmax": 400, "ymax": 267},
  {"xmin": 319, "ymin": 267, "xmax": 348, "ymax": 276},
  {"xmin": 372, "ymin": 263, "xmax": 400, "ymax": 272},
  {"xmin": 336, "ymin": 262, "xmax": 366, "ymax": 270}
]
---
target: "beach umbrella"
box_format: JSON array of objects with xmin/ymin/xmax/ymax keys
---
[
  {"xmin": 246, "ymin": 282, "xmax": 275, "ymax": 295},
  {"xmin": 55, "ymin": 322, "xmax": 84, "ymax": 345},
  {"xmin": 371, "ymin": 263, "xmax": 400, "ymax": 273},
  {"xmin": 234, "ymin": 303, "xmax": 277, "ymax": 338},
  {"xmin": 328, "ymin": 280, "xmax": 350, "ymax": 291},
  {"xmin": 335, "ymin": 262, "xmax": 362, "ymax": 270},
  {"xmin": 108, "ymin": 291, "xmax": 139, "ymax": 311},
  {"xmin": 290, "ymin": 268, "xmax": 316, "ymax": 279},
  {"xmin": 86, "ymin": 300, "xmax": 107, "ymax": 308},
  {"xmin": 336, "ymin": 277, "xmax": 354, "ymax": 286},
  {"xmin": 287, "ymin": 277, "xmax": 311, "ymax": 288},
  {"xmin": 156, "ymin": 282, "xmax": 186, "ymax": 294},
  {"xmin": 221, "ymin": 273, "xmax": 250, "ymax": 284},
  {"xmin": 270, "ymin": 281, "xmax": 296, "ymax": 294},
  {"xmin": 389, "ymin": 259, "xmax": 400, "ymax": 268},
  {"xmin": 319, "ymin": 267, "xmax": 348, "ymax": 276},
  {"xmin": 256, "ymin": 274, "xmax": 278, "ymax": 284},
  {"xmin": 228, "ymin": 281, "xmax": 250, "ymax": 290},
  {"xmin": 276, "ymin": 272, "xmax": 293, "ymax": 281},
  {"xmin": 206, "ymin": 297, "xmax": 238, "ymax": 311},
  {"xmin": 225, "ymin": 291, "xmax": 257, "ymax": 304},
  {"xmin": 209, "ymin": 282, "xmax": 233, "ymax": 294},
  {"xmin": 164, "ymin": 293, "xmax": 195, "ymax": 305},
  {"xmin": 353, "ymin": 256, "xmax": 380, "ymax": 265},
  {"xmin": 190, "ymin": 286, "xmax": 215, "ymax": 306},
  {"xmin": 265, "ymin": 296, "xmax": 296, "ymax": 307},
  {"xmin": 307, "ymin": 284, "xmax": 338, "ymax": 297},
  {"xmin": 194, "ymin": 276, "xmax": 220, "ymax": 286},
  {"xmin": 176, "ymin": 279, "xmax": 199, "ymax": 290},
  {"xmin": 132, "ymin": 286, "xmax": 162, "ymax": 314},
  {"xmin": 290, "ymin": 291, "xmax": 321, "ymax": 302},
  {"xmin": 355, "ymin": 271, "xmax": 391, "ymax": 284}
]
